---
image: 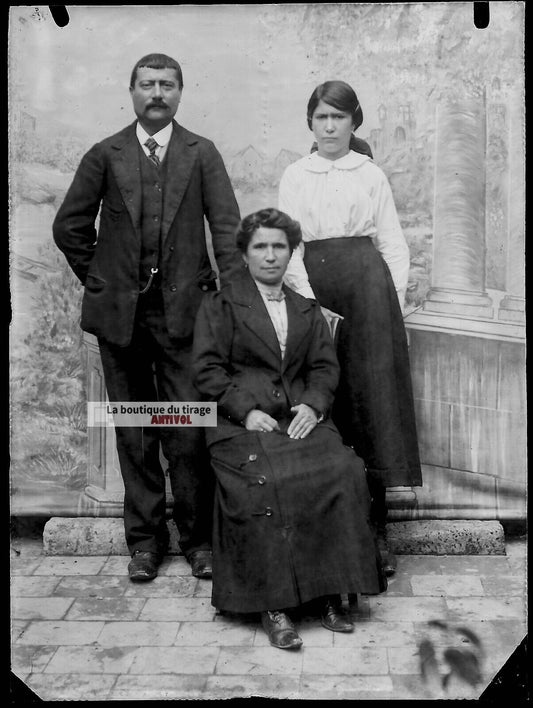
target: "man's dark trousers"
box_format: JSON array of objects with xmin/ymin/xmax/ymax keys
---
[{"xmin": 98, "ymin": 285, "xmax": 213, "ymax": 560}]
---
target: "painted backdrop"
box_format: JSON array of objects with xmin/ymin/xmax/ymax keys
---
[{"xmin": 9, "ymin": 3, "xmax": 525, "ymax": 516}]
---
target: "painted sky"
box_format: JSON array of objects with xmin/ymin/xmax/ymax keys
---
[
  {"xmin": 9, "ymin": 3, "xmax": 524, "ymax": 163},
  {"xmin": 10, "ymin": 5, "xmax": 324, "ymax": 158}
]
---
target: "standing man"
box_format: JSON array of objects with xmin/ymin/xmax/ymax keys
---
[{"xmin": 53, "ymin": 53, "xmax": 242, "ymax": 582}]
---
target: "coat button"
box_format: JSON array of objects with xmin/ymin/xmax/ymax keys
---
[
  {"xmin": 201, "ymin": 284, "xmax": 208, "ymax": 291},
  {"xmin": 170, "ymin": 284, "xmax": 177, "ymax": 292},
  {"xmin": 248, "ymin": 453, "xmax": 257, "ymax": 462},
  {"xmin": 258, "ymin": 475, "xmax": 266, "ymax": 485},
  {"xmin": 272, "ymin": 389, "xmax": 280, "ymax": 398},
  {"xmin": 265, "ymin": 507, "xmax": 273, "ymax": 516},
  {"xmin": 169, "ymin": 246, "xmax": 174, "ymax": 252}
]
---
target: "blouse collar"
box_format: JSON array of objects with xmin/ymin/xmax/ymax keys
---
[{"xmin": 302, "ymin": 150, "xmax": 371, "ymax": 173}]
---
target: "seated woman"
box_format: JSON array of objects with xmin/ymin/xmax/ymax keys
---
[{"xmin": 193, "ymin": 208, "xmax": 386, "ymax": 651}]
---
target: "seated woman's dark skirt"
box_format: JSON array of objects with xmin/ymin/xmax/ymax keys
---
[
  {"xmin": 209, "ymin": 422, "xmax": 386, "ymax": 614},
  {"xmin": 304, "ymin": 237, "xmax": 422, "ymax": 488}
]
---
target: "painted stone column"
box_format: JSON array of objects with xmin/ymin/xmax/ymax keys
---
[
  {"xmin": 79, "ymin": 332, "xmax": 124, "ymax": 515},
  {"xmin": 499, "ymin": 89, "xmax": 525, "ymax": 323},
  {"xmin": 424, "ymin": 97, "xmax": 494, "ymax": 317},
  {"xmin": 404, "ymin": 93, "xmax": 526, "ymax": 523}
]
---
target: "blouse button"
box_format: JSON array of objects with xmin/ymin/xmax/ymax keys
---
[
  {"xmin": 265, "ymin": 507, "xmax": 273, "ymax": 516},
  {"xmin": 258, "ymin": 476, "xmax": 266, "ymax": 485},
  {"xmin": 248, "ymin": 453, "xmax": 257, "ymax": 462}
]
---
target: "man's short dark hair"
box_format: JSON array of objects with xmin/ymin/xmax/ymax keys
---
[
  {"xmin": 236, "ymin": 208, "xmax": 302, "ymax": 253},
  {"xmin": 130, "ymin": 53, "xmax": 183, "ymax": 89}
]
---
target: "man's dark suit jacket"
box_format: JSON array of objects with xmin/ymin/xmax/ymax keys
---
[
  {"xmin": 53, "ymin": 120, "xmax": 241, "ymax": 347},
  {"xmin": 192, "ymin": 271, "xmax": 341, "ymax": 447}
]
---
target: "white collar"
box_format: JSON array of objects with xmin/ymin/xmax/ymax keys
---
[
  {"xmin": 254, "ymin": 280, "xmax": 285, "ymax": 300},
  {"xmin": 136, "ymin": 121, "xmax": 173, "ymax": 148},
  {"xmin": 302, "ymin": 150, "xmax": 370, "ymax": 173}
]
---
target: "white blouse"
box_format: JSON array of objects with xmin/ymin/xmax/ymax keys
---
[{"xmin": 278, "ymin": 151, "xmax": 410, "ymax": 308}]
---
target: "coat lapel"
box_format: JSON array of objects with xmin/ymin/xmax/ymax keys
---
[
  {"xmin": 161, "ymin": 122, "xmax": 197, "ymax": 245},
  {"xmin": 232, "ymin": 274, "xmax": 283, "ymax": 363},
  {"xmin": 282, "ymin": 287, "xmax": 313, "ymax": 372},
  {"xmin": 231, "ymin": 274, "xmax": 313, "ymax": 368},
  {"xmin": 109, "ymin": 123, "xmax": 142, "ymax": 238}
]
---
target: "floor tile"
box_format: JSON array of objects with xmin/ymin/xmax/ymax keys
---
[
  {"xmin": 14, "ymin": 620, "xmax": 105, "ymax": 645},
  {"xmin": 11, "ymin": 619, "xmax": 29, "ymax": 642},
  {"xmin": 139, "ymin": 597, "xmax": 216, "ymax": 622},
  {"xmin": 445, "ymin": 596, "xmax": 525, "ymax": 621},
  {"xmin": 97, "ymin": 621, "xmax": 180, "ymax": 646},
  {"xmin": 206, "ymin": 674, "xmax": 300, "ymax": 699},
  {"xmin": 11, "ymin": 597, "xmax": 74, "ymax": 621},
  {"xmin": 216, "ymin": 646, "xmax": 303, "ymax": 675},
  {"xmin": 109, "ymin": 674, "xmax": 208, "ymax": 700},
  {"xmin": 479, "ymin": 575, "xmax": 526, "ymax": 596},
  {"xmin": 380, "ymin": 573, "xmax": 414, "ymax": 596},
  {"xmin": 65, "ymin": 597, "xmax": 146, "ymax": 621},
  {"xmin": 193, "ymin": 579, "xmax": 213, "ymax": 597},
  {"xmin": 302, "ymin": 647, "xmax": 388, "ymax": 675},
  {"xmin": 175, "ymin": 620, "xmax": 255, "ymax": 647},
  {"xmin": 333, "ymin": 619, "xmax": 417, "ymax": 648},
  {"xmin": 410, "ymin": 574, "xmax": 484, "ymax": 596},
  {"xmin": 53, "ymin": 575, "xmax": 129, "ymax": 597},
  {"xmin": 11, "ymin": 576, "xmax": 61, "ymax": 597},
  {"xmin": 11, "ymin": 645, "xmax": 57, "ymax": 674},
  {"xmin": 388, "ymin": 645, "xmax": 422, "ymax": 674},
  {"xmin": 33, "ymin": 556, "xmax": 107, "ymax": 576},
  {"xmin": 158, "ymin": 556, "xmax": 192, "ymax": 576},
  {"xmin": 44, "ymin": 645, "xmax": 137, "ymax": 673},
  {"xmin": 22, "ymin": 673, "xmax": 117, "ymax": 701},
  {"xmin": 390, "ymin": 673, "xmax": 440, "ymax": 700},
  {"xmin": 394, "ymin": 556, "xmax": 445, "ymax": 575},
  {"xmin": 298, "ymin": 674, "xmax": 394, "ymax": 699},
  {"xmin": 99, "ymin": 557, "xmax": 129, "ymax": 576},
  {"xmin": 10, "ymin": 557, "xmax": 43, "ymax": 576},
  {"xmin": 123, "ymin": 576, "xmax": 197, "ymax": 597},
  {"xmin": 368, "ymin": 596, "xmax": 448, "ymax": 622},
  {"xmin": 129, "ymin": 646, "xmax": 220, "ymax": 674}
]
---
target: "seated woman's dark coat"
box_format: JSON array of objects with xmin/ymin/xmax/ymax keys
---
[{"xmin": 193, "ymin": 272, "xmax": 385, "ymax": 613}]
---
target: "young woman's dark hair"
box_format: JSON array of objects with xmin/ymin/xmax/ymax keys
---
[
  {"xmin": 306, "ymin": 80, "xmax": 363, "ymax": 131},
  {"xmin": 236, "ymin": 208, "xmax": 302, "ymax": 254}
]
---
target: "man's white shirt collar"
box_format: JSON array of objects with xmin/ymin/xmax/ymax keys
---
[{"xmin": 136, "ymin": 122, "xmax": 173, "ymax": 149}]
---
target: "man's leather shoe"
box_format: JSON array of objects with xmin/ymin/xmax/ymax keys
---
[
  {"xmin": 128, "ymin": 550, "xmax": 161, "ymax": 582},
  {"xmin": 377, "ymin": 531, "xmax": 397, "ymax": 577},
  {"xmin": 261, "ymin": 610, "xmax": 303, "ymax": 650},
  {"xmin": 321, "ymin": 596, "xmax": 354, "ymax": 633},
  {"xmin": 189, "ymin": 550, "xmax": 213, "ymax": 579}
]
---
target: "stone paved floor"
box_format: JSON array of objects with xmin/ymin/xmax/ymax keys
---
[{"xmin": 10, "ymin": 535, "xmax": 527, "ymax": 701}]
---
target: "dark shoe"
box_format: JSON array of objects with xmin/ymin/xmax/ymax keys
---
[
  {"xmin": 189, "ymin": 550, "xmax": 213, "ymax": 579},
  {"xmin": 261, "ymin": 610, "xmax": 303, "ymax": 650},
  {"xmin": 321, "ymin": 596, "xmax": 354, "ymax": 633},
  {"xmin": 128, "ymin": 550, "xmax": 162, "ymax": 582},
  {"xmin": 377, "ymin": 530, "xmax": 397, "ymax": 577}
]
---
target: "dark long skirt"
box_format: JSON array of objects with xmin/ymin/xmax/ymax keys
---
[
  {"xmin": 304, "ymin": 237, "xmax": 422, "ymax": 488},
  {"xmin": 209, "ymin": 422, "xmax": 386, "ymax": 613}
]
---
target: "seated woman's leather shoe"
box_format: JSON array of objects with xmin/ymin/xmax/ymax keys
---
[
  {"xmin": 261, "ymin": 610, "xmax": 303, "ymax": 650},
  {"xmin": 321, "ymin": 596, "xmax": 354, "ymax": 633}
]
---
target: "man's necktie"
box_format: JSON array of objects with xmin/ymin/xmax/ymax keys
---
[{"xmin": 144, "ymin": 137, "xmax": 161, "ymax": 168}]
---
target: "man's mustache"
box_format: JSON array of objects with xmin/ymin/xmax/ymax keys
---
[{"xmin": 147, "ymin": 101, "xmax": 168, "ymax": 108}]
